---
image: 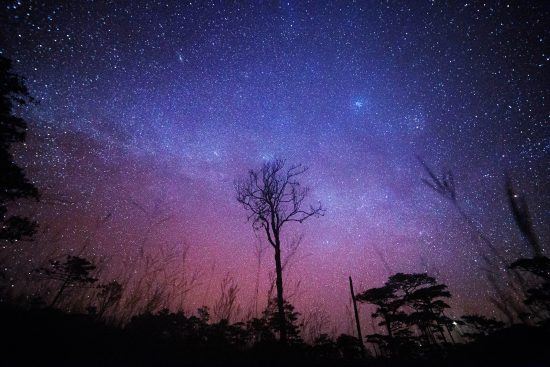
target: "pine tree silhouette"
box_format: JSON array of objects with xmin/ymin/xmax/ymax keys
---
[{"xmin": 0, "ymin": 56, "xmax": 39, "ymax": 243}]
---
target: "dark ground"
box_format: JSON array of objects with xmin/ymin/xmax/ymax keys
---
[{"xmin": 1, "ymin": 304, "xmax": 549, "ymax": 367}]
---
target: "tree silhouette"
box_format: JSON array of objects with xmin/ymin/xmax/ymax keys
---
[
  {"xmin": 263, "ymin": 298, "xmax": 304, "ymax": 346},
  {"xmin": 246, "ymin": 315, "xmax": 276, "ymax": 345},
  {"xmin": 356, "ymin": 284, "xmax": 408, "ymax": 356},
  {"xmin": 311, "ymin": 333, "xmax": 339, "ymax": 360},
  {"xmin": 357, "ymin": 272, "xmax": 452, "ymax": 356},
  {"xmin": 35, "ymin": 255, "xmax": 98, "ymax": 307},
  {"xmin": 389, "ymin": 273, "xmax": 452, "ymax": 345},
  {"xmin": 356, "ymin": 285, "xmax": 401, "ymax": 339},
  {"xmin": 405, "ymin": 275, "xmax": 452, "ymax": 347},
  {"xmin": 460, "ymin": 314, "xmax": 505, "ymax": 341},
  {"xmin": 235, "ymin": 158, "xmax": 324, "ymax": 344},
  {"xmin": 0, "ymin": 56, "xmax": 39, "ymax": 243},
  {"xmin": 336, "ymin": 334, "xmax": 365, "ymax": 360}
]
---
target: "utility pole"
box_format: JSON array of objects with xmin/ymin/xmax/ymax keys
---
[{"xmin": 349, "ymin": 276, "xmax": 365, "ymax": 353}]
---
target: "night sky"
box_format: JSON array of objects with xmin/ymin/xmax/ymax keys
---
[{"xmin": 1, "ymin": 1, "xmax": 548, "ymax": 331}]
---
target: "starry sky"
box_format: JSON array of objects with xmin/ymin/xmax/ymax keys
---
[{"xmin": 1, "ymin": 1, "xmax": 548, "ymax": 331}]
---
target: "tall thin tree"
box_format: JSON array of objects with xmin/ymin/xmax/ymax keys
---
[
  {"xmin": 0, "ymin": 56, "xmax": 39, "ymax": 243},
  {"xmin": 235, "ymin": 159, "xmax": 324, "ymax": 344}
]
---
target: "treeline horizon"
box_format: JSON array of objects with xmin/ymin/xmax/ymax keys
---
[{"xmin": 1, "ymin": 55, "xmax": 549, "ymax": 366}]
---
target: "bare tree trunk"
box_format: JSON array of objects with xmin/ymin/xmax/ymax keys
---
[
  {"xmin": 437, "ymin": 324, "xmax": 447, "ymax": 344},
  {"xmin": 51, "ymin": 279, "xmax": 68, "ymax": 307},
  {"xmin": 445, "ymin": 324, "xmax": 456, "ymax": 344},
  {"xmin": 383, "ymin": 312, "xmax": 396, "ymax": 356},
  {"xmin": 274, "ymin": 243, "xmax": 287, "ymax": 345},
  {"xmin": 383, "ymin": 313, "xmax": 393, "ymax": 339},
  {"xmin": 349, "ymin": 276, "xmax": 365, "ymax": 353}
]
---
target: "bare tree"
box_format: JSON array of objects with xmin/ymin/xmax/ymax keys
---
[
  {"xmin": 235, "ymin": 158, "xmax": 324, "ymax": 344},
  {"xmin": 302, "ymin": 307, "xmax": 332, "ymax": 343},
  {"xmin": 213, "ymin": 273, "xmax": 241, "ymax": 322}
]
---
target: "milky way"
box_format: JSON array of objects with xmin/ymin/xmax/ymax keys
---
[{"xmin": 1, "ymin": 1, "xmax": 548, "ymax": 331}]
